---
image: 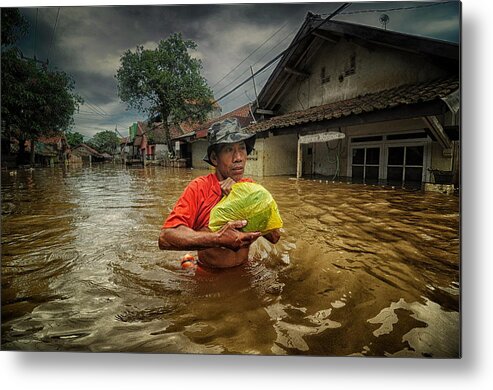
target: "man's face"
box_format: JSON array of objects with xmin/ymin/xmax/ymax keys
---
[{"xmin": 211, "ymin": 141, "xmax": 248, "ymax": 181}]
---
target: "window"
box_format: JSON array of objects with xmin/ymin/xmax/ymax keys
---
[
  {"xmin": 387, "ymin": 145, "xmax": 424, "ymax": 183},
  {"xmin": 348, "ymin": 133, "xmax": 429, "ymax": 185},
  {"xmin": 344, "ymin": 54, "xmax": 356, "ymax": 76},
  {"xmin": 352, "ymin": 147, "xmax": 380, "ymax": 181},
  {"xmin": 320, "ymin": 66, "xmax": 330, "ymax": 84}
]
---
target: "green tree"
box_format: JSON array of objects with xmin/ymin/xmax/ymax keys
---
[
  {"xmin": 88, "ymin": 130, "xmax": 119, "ymax": 155},
  {"xmin": 115, "ymin": 33, "xmax": 213, "ymax": 157},
  {"xmin": 65, "ymin": 131, "xmax": 84, "ymax": 147},
  {"xmin": 1, "ymin": 8, "xmax": 83, "ymax": 164},
  {"xmin": 1, "ymin": 49, "xmax": 83, "ymax": 164},
  {"xmin": 1, "ymin": 8, "xmax": 29, "ymax": 47}
]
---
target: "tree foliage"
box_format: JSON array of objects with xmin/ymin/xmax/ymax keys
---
[
  {"xmin": 1, "ymin": 8, "xmax": 83, "ymax": 164},
  {"xmin": 115, "ymin": 33, "xmax": 213, "ymax": 156},
  {"xmin": 1, "ymin": 8, "xmax": 29, "ymax": 47},
  {"xmin": 1, "ymin": 49, "xmax": 83, "ymax": 139},
  {"xmin": 87, "ymin": 130, "xmax": 120, "ymax": 155},
  {"xmin": 65, "ymin": 131, "xmax": 84, "ymax": 147}
]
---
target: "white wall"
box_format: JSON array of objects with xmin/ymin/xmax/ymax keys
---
[
  {"xmin": 281, "ymin": 38, "xmax": 451, "ymax": 113},
  {"xmin": 243, "ymin": 133, "xmax": 298, "ymax": 177},
  {"xmin": 244, "ymin": 138, "xmax": 264, "ymax": 177}
]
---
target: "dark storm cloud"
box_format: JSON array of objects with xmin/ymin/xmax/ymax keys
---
[
  {"xmin": 73, "ymin": 71, "xmax": 118, "ymax": 106},
  {"xmin": 14, "ymin": 2, "xmax": 460, "ymax": 139}
]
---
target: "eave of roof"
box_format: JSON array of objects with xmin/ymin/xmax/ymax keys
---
[{"xmin": 247, "ymin": 77, "xmax": 459, "ymax": 134}]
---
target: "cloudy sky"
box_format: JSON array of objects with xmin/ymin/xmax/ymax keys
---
[{"xmin": 11, "ymin": 1, "xmax": 460, "ymax": 140}]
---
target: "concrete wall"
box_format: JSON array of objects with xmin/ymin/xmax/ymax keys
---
[
  {"xmin": 281, "ymin": 38, "xmax": 451, "ymax": 113},
  {"xmin": 191, "ymin": 139, "xmax": 209, "ymax": 169},
  {"xmin": 430, "ymin": 142, "xmax": 454, "ymax": 171},
  {"xmin": 300, "ymin": 118, "xmax": 457, "ymax": 182},
  {"xmin": 244, "ymin": 138, "xmax": 264, "ymax": 177},
  {"xmin": 155, "ymin": 144, "xmax": 168, "ymax": 160},
  {"xmin": 243, "ymin": 133, "xmax": 298, "ymax": 177},
  {"xmin": 263, "ymin": 133, "xmax": 298, "ymax": 176},
  {"xmin": 313, "ymin": 139, "xmax": 343, "ymax": 178}
]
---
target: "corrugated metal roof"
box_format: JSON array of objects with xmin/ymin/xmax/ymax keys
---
[{"xmin": 247, "ymin": 77, "xmax": 459, "ymax": 134}]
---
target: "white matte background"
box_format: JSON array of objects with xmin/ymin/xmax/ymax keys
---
[{"xmin": 1, "ymin": 0, "xmax": 490, "ymax": 389}]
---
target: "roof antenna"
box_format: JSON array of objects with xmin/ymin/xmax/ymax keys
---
[{"xmin": 379, "ymin": 14, "xmax": 389, "ymax": 30}]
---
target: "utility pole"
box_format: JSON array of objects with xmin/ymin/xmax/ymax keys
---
[{"xmin": 250, "ymin": 66, "xmax": 259, "ymax": 108}]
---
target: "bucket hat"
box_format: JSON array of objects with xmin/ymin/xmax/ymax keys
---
[{"xmin": 203, "ymin": 117, "xmax": 256, "ymax": 166}]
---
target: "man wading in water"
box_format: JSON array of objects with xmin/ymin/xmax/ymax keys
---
[{"xmin": 158, "ymin": 118, "xmax": 280, "ymax": 269}]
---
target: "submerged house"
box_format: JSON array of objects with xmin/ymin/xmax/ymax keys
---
[
  {"xmin": 70, "ymin": 143, "xmax": 105, "ymax": 164},
  {"xmin": 244, "ymin": 14, "xmax": 459, "ymax": 188},
  {"xmin": 123, "ymin": 120, "xmax": 190, "ymax": 164},
  {"xmin": 25, "ymin": 136, "xmax": 70, "ymax": 166}
]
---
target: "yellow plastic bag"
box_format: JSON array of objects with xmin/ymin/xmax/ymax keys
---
[{"xmin": 209, "ymin": 182, "xmax": 283, "ymax": 234}]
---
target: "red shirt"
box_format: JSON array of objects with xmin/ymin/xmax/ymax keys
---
[{"xmin": 163, "ymin": 173, "xmax": 253, "ymax": 231}]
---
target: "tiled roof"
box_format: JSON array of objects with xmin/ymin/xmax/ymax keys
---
[
  {"xmin": 248, "ymin": 77, "xmax": 459, "ymax": 134},
  {"xmin": 25, "ymin": 135, "xmax": 67, "ymax": 152},
  {"xmin": 72, "ymin": 143, "xmax": 103, "ymax": 157},
  {"xmin": 148, "ymin": 122, "xmax": 182, "ymax": 142},
  {"xmin": 38, "ymin": 136, "xmax": 65, "ymax": 144}
]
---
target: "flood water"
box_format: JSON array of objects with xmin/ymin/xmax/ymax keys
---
[{"xmin": 1, "ymin": 164, "xmax": 460, "ymax": 357}]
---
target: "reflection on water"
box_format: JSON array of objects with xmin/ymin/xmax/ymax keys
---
[{"xmin": 1, "ymin": 165, "xmax": 460, "ymax": 356}]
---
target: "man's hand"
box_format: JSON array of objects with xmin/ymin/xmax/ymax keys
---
[
  {"xmin": 219, "ymin": 177, "xmax": 236, "ymax": 196},
  {"xmin": 215, "ymin": 220, "xmax": 261, "ymax": 251},
  {"xmin": 263, "ymin": 229, "xmax": 281, "ymax": 244}
]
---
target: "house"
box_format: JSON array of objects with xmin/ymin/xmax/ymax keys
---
[
  {"xmin": 119, "ymin": 136, "xmax": 131, "ymax": 163},
  {"xmin": 171, "ymin": 103, "xmax": 256, "ymax": 169},
  {"xmin": 25, "ymin": 135, "xmax": 70, "ymax": 166},
  {"xmin": 244, "ymin": 14, "xmax": 459, "ymax": 188},
  {"xmin": 70, "ymin": 143, "xmax": 105, "ymax": 164},
  {"xmin": 146, "ymin": 120, "xmax": 185, "ymax": 161},
  {"xmin": 122, "ymin": 121, "xmax": 183, "ymax": 164},
  {"xmin": 144, "ymin": 99, "xmax": 223, "ymax": 166}
]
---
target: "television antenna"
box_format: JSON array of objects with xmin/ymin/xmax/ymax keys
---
[{"xmin": 379, "ymin": 14, "xmax": 390, "ymax": 30}]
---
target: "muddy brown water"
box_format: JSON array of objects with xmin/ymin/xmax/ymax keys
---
[{"xmin": 1, "ymin": 164, "xmax": 460, "ymax": 356}]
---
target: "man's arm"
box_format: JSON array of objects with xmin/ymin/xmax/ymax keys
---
[{"xmin": 159, "ymin": 220, "xmax": 261, "ymax": 252}]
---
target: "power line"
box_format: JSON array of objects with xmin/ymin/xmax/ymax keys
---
[
  {"xmin": 48, "ymin": 8, "xmax": 60, "ymax": 65},
  {"xmin": 79, "ymin": 105, "xmax": 106, "ymax": 118},
  {"xmin": 214, "ymin": 2, "xmax": 351, "ymax": 104},
  {"xmin": 333, "ymin": 1, "xmax": 456, "ymax": 15},
  {"xmin": 33, "ymin": 8, "xmax": 38, "ymax": 59},
  {"xmin": 91, "ymin": 101, "xmax": 108, "ymax": 116},
  {"xmin": 81, "ymin": 100, "xmax": 110, "ymax": 117},
  {"xmin": 213, "ymin": 24, "xmax": 298, "ymax": 97},
  {"xmin": 225, "ymin": 71, "xmax": 272, "ymax": 108},
  {"xmin": 90, "ymin": 101, "xmax": 109, "ymax": 116},
  {"xmin": 210, "ymin": 20, "xmax": 289, "ymax": 89}
]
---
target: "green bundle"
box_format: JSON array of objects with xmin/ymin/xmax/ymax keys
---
[{"xmin": 209, "ymin": 182, "xmax": 283, "ymax": 234}]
